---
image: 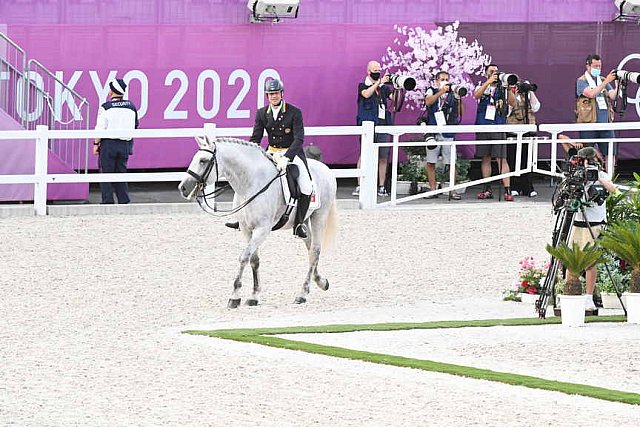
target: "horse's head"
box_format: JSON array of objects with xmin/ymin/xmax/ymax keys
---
[{"xmin": 178, "ymin": 135, "xmax": 218, "ymax": 200}]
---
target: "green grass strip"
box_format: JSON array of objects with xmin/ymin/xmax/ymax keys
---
[{"xmin": 185, "ymin": 315, "xmax": 639, "ymax": 405}]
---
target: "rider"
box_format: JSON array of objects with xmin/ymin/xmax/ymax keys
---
[{"xmin": 226, "ymin": 79, "xmax": 312, "ymax": 239}]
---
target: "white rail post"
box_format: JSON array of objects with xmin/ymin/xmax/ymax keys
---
[
  {"xmin": 390, "ymin": 133, "xmax": 399, "ymax": 206},
  {"xmin": 33, "ymin": 125, "xmax": 49, "ymax": 216},
  {"xmin": 203, "ymin": 122, "xmax": 217, "ymax": 209},
  {"xmin": 359, "ymin": 121, "xmax": 376, "ymax": 209}
]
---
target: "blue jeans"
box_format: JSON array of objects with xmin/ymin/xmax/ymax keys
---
[{"xmin": 579, "ymin": 130, "xmax": 616, "ymax": 156}]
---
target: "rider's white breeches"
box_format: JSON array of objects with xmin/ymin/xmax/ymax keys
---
[{"xmin": 292, "ymin": 155, "xmax": 312, "ymax": 195}]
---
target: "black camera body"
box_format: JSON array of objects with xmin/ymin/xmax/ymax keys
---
[{"xmin": 516, "ymin": 80, "xmax": 537, "ymax": 93}]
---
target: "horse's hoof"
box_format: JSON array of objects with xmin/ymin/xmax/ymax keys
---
[
  {"xmin": 227, "ymin": 298, "xmax": 241, "ymax": 309},
  {"xmin": 318, "ymin": 279, "xmax": 329, "ymax": 291},
  {"xmin": 294, "ymin": 297, "xmax": 307, "ymax": 304},
  {"xmin": 246, "ymin": 299, "xmax": 258, "ymax": 306}
]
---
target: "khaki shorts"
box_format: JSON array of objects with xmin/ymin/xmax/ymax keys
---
[{"xmin": 568, "ymin": 225, "xmax": 602, "ymax": 249}]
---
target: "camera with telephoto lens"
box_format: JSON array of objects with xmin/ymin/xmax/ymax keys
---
[
  {"xmin": 447, "ymin": 84, "xmax": 468, "ymax": 98},
  {"xmin": 495, "ymin": 72, "xmax": 518, "ymax": 87},
  {"xmin": 388, "ymin": 74, "xmax": 417, "ymax": 91},
  {"xmin": 416, "ymin": 117, "xmax": 438, "ymax": 149},
  {"xmin": 516, "ymin": 80, "xmax": 537, "ymax": 93},
  {"xmin": 615, "ymin": 69, "xmax": 640, "ymax": 84}
]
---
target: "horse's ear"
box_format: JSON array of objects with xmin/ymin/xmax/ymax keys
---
[{"xmin": 195, "ymin": 135, "xmax": 208, "ymax": 148}]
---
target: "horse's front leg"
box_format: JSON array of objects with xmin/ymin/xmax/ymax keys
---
[{"xmin": 228, "ymin": 226, "xmax": 270, "ymax": 309}]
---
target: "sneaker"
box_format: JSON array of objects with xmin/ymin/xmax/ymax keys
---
[
  {"xmin": 585, "ymin": 294, "xmax": 597, "ymax": 311},
  {"xmin": 450, "ymin": 192, "xmax": 462, "ymax": 200},
  {"xmin": 503, "ymin": 193, "xmax": 514, "ymax": 201},
  {"xmin": 377, "ymin": 186, "xmax": 389, "ymax": 197},
  {"xmin": 529, "ymin": 190, "xmax": 538, "ymax": 198},
  {"xmin": 511, "ymin": 190, "xmax": 520, "ymax": 197},
  {"xmin": 352, "ymin": 186, "xmax": 360, "ymax": 196},
  {"xmin": 477, "ymin": 190, "xmax": 493, "ymax": 200}
]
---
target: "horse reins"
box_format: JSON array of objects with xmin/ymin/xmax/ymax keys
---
[{"xmin": 187, "ymin": 147, "xmax": 283, "ymax": 216}]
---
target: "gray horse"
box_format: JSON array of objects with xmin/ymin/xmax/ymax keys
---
[{"xmin": 178, "ymin": 135, "xmax": 338, "ymax": 308}]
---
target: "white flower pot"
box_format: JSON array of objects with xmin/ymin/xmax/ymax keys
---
[
  {"xmin": 600, "ymin": 292, "xmax": 624, "ymax": 310},
  {"xmin": 518, "ymin": 293, "xmax": 539, "ymax": 305},
  {"xmin": 559, "ymin": 295, "xmax": 586, "ymax": 327},
  {"xmin": 625, "ymin": 293, "xmax": 640, "ymax": 324}
]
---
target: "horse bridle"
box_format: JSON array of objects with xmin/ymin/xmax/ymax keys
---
[{"xmin": 186, "ymin": 146, "xmax": 284, "ymax": 216}]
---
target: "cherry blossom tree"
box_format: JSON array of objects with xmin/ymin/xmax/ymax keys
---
[{"xmin": 382, "ymin": 21, "xmax": 491, "ymax": 110}]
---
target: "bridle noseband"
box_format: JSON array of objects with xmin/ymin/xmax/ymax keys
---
[{"xmin": 186, "ymin": 147, "xmax": 218, "ymax": 186}]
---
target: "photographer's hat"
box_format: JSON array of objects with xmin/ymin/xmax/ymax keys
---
[
  {"xmin": 109, "ymin": 78, "xmax": 127, "ymax": 96},
  {"xmin": 577, "ymin": 146, "xmax": 597, "ymax": 159}
]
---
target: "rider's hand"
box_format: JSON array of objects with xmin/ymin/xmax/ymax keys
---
[{"xmin": 274, "ymin": 153, "xmax": 289, "ymax": 172}]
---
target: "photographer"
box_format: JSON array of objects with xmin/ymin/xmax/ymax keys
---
[
  {"xmin": 576, "ymin": 54, "xmax": 617, "ymax": 171},
  {"xmin": 565, "ymin": 147, "xmax": 617, "ymax": 311},
  {"xmin": 422, "ymin": 71, "xmax": 465, "ymax": 200},
  {"xmin": 353, "ymin": 60, "xmax": 395, "ymax": 197},
  {"xmin": 506, "ymin": 81, "xmax": 541, "ymax": 198},
  {"xmin": 473, "ymin": 64, "xmax": 512, "ymax": 201}
]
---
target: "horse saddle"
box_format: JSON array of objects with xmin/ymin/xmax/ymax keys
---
[{"xmin": 271, "ymin": 163, "xmax": 319, "ymax": 231}]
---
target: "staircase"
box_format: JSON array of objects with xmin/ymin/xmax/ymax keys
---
[{"xmin": 0, "ymin": 32, "xmax": 89, "ymax": 202}]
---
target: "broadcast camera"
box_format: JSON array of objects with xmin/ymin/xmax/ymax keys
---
[
  {"xmin": 388, "ymin": 74, "xmax": 417, "ymax": 91},
  {"xmin": 553, "ymin": 147, "xmax": 606, "ymax": 212}
]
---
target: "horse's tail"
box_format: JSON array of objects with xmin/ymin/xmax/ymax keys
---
[{"xmin": 322, "ymin": 202, "xmax": 339, "ymax": 249}]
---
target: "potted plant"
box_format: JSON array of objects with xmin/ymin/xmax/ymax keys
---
[
  {"xmin": 599, "ymin": 220, "xmax": 640, "ymax": 323},
  {"xmin": 399, "ymin": 149, "xmax": 427, "ymax": 195},
  {"xmin": 546, "ymin": 242, "xmax": 603, "ymax": 326},
  {"xmin": 434, "ymin": 158, "xmax": 471, "ymax": 193},
  {"xmin": 596, "ymin": 253, "xmax": 629, "ymax": 309}
]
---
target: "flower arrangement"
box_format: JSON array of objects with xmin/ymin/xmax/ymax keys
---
[
  {"xmin": 382, "ymin": 21, "xmax": 491, "ymax": 111},
  {"xmin": 503, "ymin": 256, "xmax": 548, "ymax": 301},
  {"xmin": 518, "ymin": 256, "xmax": 547, "ymax": 295}
]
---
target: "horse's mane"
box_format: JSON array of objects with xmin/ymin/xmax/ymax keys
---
[{"xmin": 216, "ymin": 137, "xmax": 276, "ymax": 163}]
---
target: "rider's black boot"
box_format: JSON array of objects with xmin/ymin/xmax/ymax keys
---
[
  {"xmin": 293, "ymin": 194, "xmax": 311, "ymax": 239},
  {"xmin": 225, "ymin": 221, "xmax": 240, "ymax": 230}
]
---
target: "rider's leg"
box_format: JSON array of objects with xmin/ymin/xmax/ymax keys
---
[{"xmin": 293, "ymin": 156, "xmax": 312, "ymax": 238}]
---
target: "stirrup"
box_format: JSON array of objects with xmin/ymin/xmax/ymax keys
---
[
  {"xmin": 225, "ymin": 221, "xmax": 240, "ymax": 230},
  {"xmin": 294, "ymin": 223, "xmax": 308, "ymax": 239}
]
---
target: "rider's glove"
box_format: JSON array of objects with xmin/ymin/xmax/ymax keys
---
[{"xmin": 274, "ymin": 153, "xmax": 290, "ymax": 172}]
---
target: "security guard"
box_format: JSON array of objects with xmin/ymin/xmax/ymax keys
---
[
  {"xmin": 226, "ymin": 79, "xmax": 312, "ymax": 238},
  {"xmin": 94, "ymin": 78, "xmax": 139, "ymax": 204}
]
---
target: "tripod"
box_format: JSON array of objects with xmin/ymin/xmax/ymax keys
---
[{"xmin": 535, "ymin": 187, "xmax": 628, "ymax": 319}]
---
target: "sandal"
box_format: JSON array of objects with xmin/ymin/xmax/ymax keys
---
[{"xmin": 503, "ymin": 193, "xmax": 514, "ymax": 202}]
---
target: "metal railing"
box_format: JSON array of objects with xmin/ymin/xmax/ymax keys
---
[
  {"xmin": 0, "ymin": 32, "xmax": 90, "ymax": 173},
  {"xmin": 26, "ymin": 59, "xmax": 90, "ymax": 173},
  {"xmin": 0, "ymin": 32, "xmax": 27, "ymax": 127}
]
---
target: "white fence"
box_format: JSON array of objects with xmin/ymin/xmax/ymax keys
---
[{"xmin": 0, "ymin": 121, "xmax": 639, "ymax": 215}]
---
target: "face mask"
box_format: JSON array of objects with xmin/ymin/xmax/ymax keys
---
[
  {"xmin": 369, "ymin": 72, "xmax": 381, "ymax": 81},
  {"xmin": 590, "ymin": 68, "xmax": 601, "ymax": 77},
  {"xmin": 439, "ymin": 80, "xmax": 449, "ymax": 89}
]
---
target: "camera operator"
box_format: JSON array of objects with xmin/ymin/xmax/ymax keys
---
[
  {"xmin": 506, "ymin": 81, "xmax": 541, "ymax": 198},
  {"xmin": 353, "ymin": 60, "xmax": 395, "ymax": 197},
  {"xmin": 576, "ymin": 54, "xmax": 617, "ymax": 171},
  {"xmin": 473, "ymin": 64, "xmax": 512, "ymax": 201},
  {"xmin": 422, "ymin": 71, "xmax": 465, "ymax": 200},
  {"xmin": 565, "ymin": 147, "xmax": 617, "ymax": 311}
]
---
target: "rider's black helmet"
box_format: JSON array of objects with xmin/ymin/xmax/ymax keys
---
[{"xmin": 265, "ymin": 78, "xmax": 284, "ymax": 93}]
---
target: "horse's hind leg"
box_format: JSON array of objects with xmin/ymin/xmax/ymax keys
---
[
  {"xmin": 295, "ymin": 216, "xmax": 328, "ymax": 304},
  {"xmin": 246, "ymin": 250, "xmax": 260, "ymax": 306},
  {"xmin": 229, "ymin": 227, "xmax": 269, "ymax": 309}
]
